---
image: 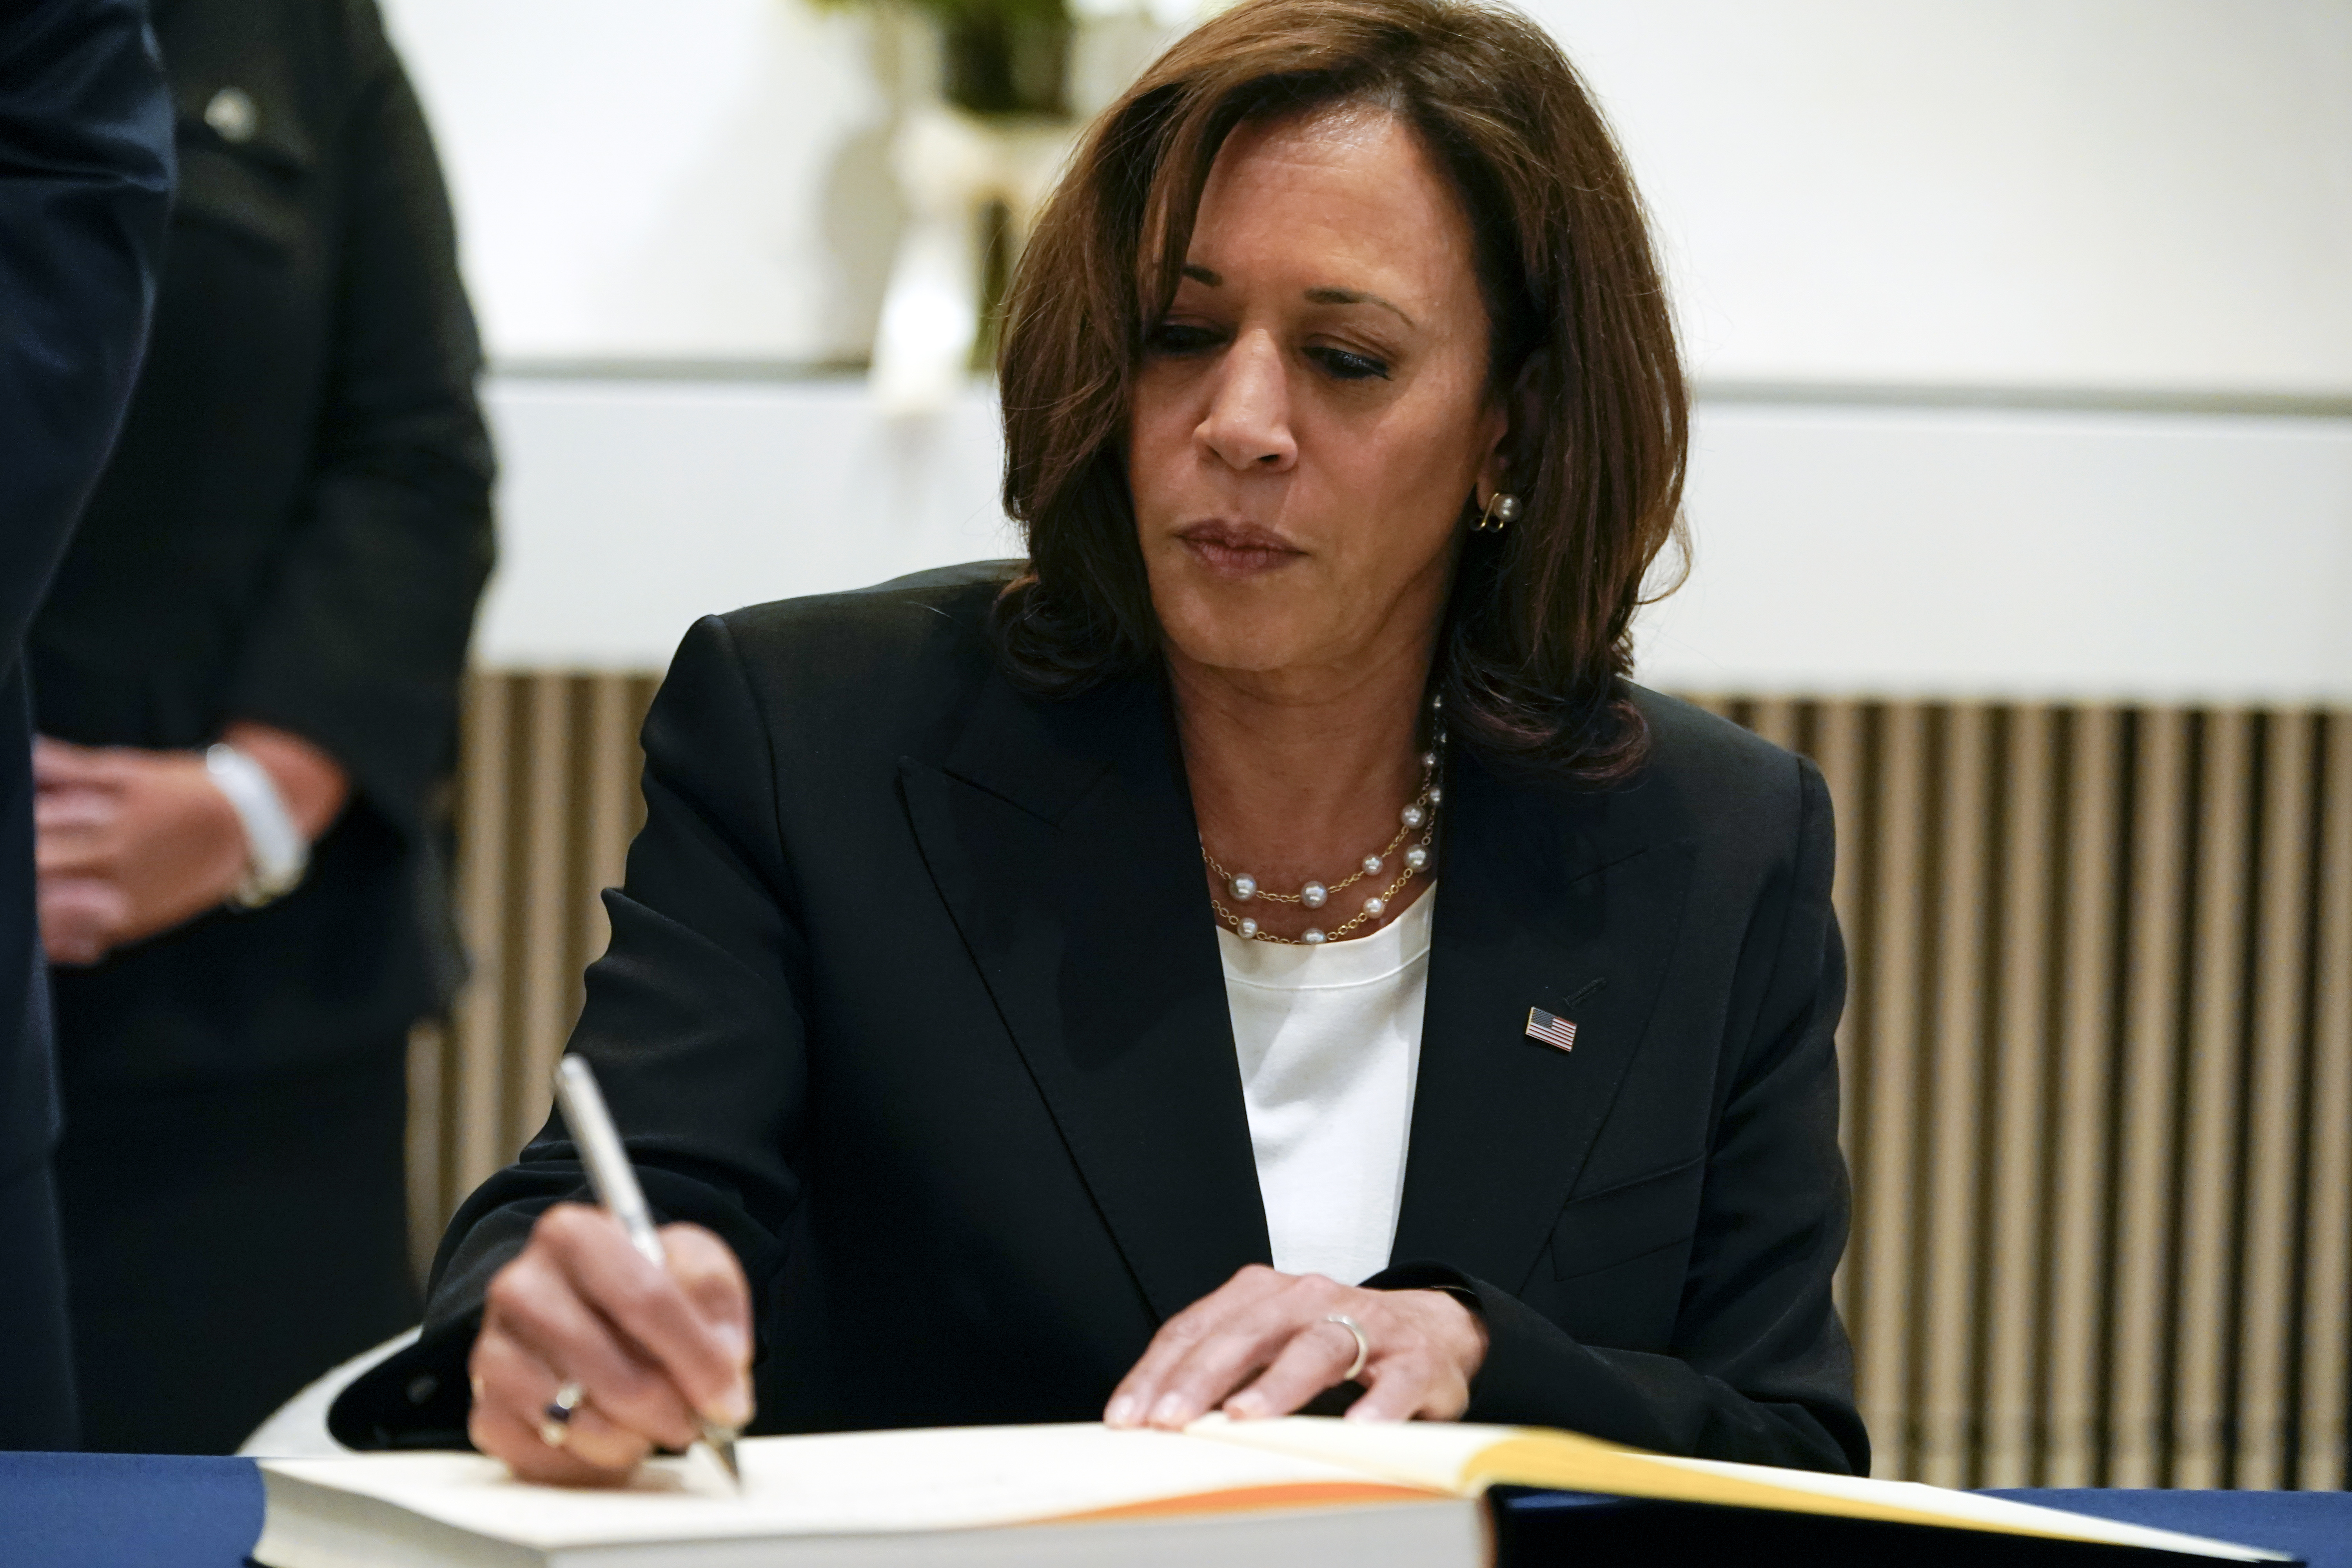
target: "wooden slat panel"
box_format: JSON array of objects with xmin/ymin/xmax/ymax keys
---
[
  {"xmin": 510, "ymin": 672, "xmax": 577, "ymax": 1154},
  {"xmin": 1920, "ymin": 706, "xmax": 1990, "ymax": 1488},
  {"xmin": 2300, "ymin": 714, "xmax": 2352, "ymax": 1491},
  {"xmin": 580, "ymin": 674, "xmax": 639, "ymax": 976},
  {"xmin": 1810, "ymin": 701, "xmax": 1868, "ymax": 1329},
  {"xmin": 451, "ymin": 673, "xmax": 512, "ymax": 1203},
  {"xmin": 404, "ymin": 1021, "xmax": 445, "ymax": 1286},
  {"xmin": 2043, "ymin": 707, "xmax": 2122, "ymax": 1486},
  {"xmin": 1748, "ymin": 697, "xmax": 1799, "ymax": 753},
  {"xmin": 413, "ymin": 682, "xmax": 2352, "ymax": 1489},
  {"xmin": 2237, "ymin": 712, "xmax": 2315, "ymax": 1488},
  {"xmin": 1858, "ymin": 702, "xmax": 1927, "ymax": 1476},
  {"xmin": 1981, "ymin": 705, "xmax": 2054, "ymax": 1487},
  {"xmin": 2109, "ymin": 708, "xmax": 2190, "ymax": 1487},
  {"xmin": 2174, "ymin": 710, "xmax": 2254, "ymax": 1488}
]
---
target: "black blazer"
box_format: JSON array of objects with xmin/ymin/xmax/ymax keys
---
[
  {"xmin": 339, "ymin": 564, "xmax": 1867, "ymax": 1475},
  {"xmin": 28, "ymin": 0, "xmax": 493, "ymax": 1092}
]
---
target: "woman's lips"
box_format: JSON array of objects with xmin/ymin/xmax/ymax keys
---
[{"xmin": 1175, "ymin": 521, "xmax": 1306, "ymax": 578}]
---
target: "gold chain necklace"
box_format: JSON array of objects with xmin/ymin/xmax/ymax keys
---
[{"xmin": 1200, "ymin": 696, "xmax": 1445, "ymax": 947}]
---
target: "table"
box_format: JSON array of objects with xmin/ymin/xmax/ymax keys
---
[
  {"xmin": 6, "ymin": 1453, "xmax": 259, "ymax": 1568},
  {"xmin": 3, "ymin": 1452, "xmax": 2345, "ymax": 1568},
  {"xmin": 1499, "ymin": 1485, "xmax": 2350, "ymax": 1565},
  {"xmin": 1993, "ymin": 1490, "xmax": 2352, "ymax": 1567}
]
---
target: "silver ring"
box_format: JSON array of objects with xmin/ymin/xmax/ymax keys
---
[
  {"xmin": 539, "ymin": 1380, "xmax": 585, "ymax": 1448},
  {"xmin": 1323, "ymin": 1314, "xmax": 1370, "ymax": 1382}
]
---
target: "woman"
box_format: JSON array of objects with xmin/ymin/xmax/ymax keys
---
[
  {"xmin": 31, "ymin": 0, "xmax": 492, "ymax": 1452},
  {"xmin": 338, "ymin": 0, "xmax": 1864, "ymax": 1480}
]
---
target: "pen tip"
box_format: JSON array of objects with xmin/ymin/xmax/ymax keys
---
[{"xmin": 702, "ymin": 1427, "xmax": 742, "ymax": 1490}]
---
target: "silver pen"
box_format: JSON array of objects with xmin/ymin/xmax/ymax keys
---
[{"xmin": 553, "ymin": 1054, "xmax": 744, "ymax": 1488}]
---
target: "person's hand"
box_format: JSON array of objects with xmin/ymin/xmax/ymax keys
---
[
  {"xmin": 468, "ymin": 1204, "xmax": 755, "ymax": 1486},
  {"xmin": 1103, "ymin": 1265, "xmax": 1488, "ymax": 1430},
  {"xmin": 35, "ymin": 738, "xmax": 250, "ymax": 964},
  {"xmin": 33, "ymin": 722, "xmax": 348, "ymax": 965}
]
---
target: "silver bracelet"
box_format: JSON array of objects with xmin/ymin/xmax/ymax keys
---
[{"xmin": 204, "ymin": 742, "xmax": 309, "ymax": 908}]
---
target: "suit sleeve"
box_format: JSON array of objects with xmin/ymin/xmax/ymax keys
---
[
  {"xmin": 0, "ymin": 0, "xmax": 172, "ymax": 669},
  {"xmin": 333, "ymin": 616, "xmax": 811, "ymax": 1448},
  {"xmin": 1370, "ymin": 760, "xmax": 1869, "ymax": 1475},
  {"xmin": 223, "ymin": 0, "xmax": 493, "ymax": 842},
  {"xmin": 0, "ymin": 0, "xmax": 170, "ymax": 1168}
]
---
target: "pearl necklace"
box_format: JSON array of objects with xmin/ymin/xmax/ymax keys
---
[{"xmin": 1201, "ymin": 698, "xmax": 1445, "ymax": 947}]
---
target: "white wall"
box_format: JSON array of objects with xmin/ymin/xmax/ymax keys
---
[
  {"xmin": 475, "ymin": 377, "xmax": 2352, "ymax": 703},
  {"xmin": 1546, "ymin": 0, "xmax": 2352, "ymax": 394},
  {"xmin": 386, "ymin": 2, "xmax": 2352, "ymax": 697},
  {"xmin": 475, "ymin": 379, "xmax": 1015, "ymax": 666},
  {"xmin": 1646, "ymin": 402, "xmax": 2352, "ymax": 701},
  {"xmin": 376, "ymin": 0, "xmax": 1166, "ymax": 364},
  {"xmin": 379, "ymin": 0, "xmax": 892, "ymax": 363},
  {"xmin": 384, "ymin": 0, "xmax": 2352, "ymax": 392}
]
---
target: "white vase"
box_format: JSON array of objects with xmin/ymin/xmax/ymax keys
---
[{"xmin": 870, "ymin": 103, "xmax": 1075, "ymax": 415}]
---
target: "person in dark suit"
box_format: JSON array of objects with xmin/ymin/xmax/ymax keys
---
[
  {"xmin": 338, "ymin": 0, "xmax": 1865, "ymax": 1479},
  {"xmin": 27, "ymin": 0, "xmax": 493, "ymax": 1453},
  {"xmin": 0, "ymin": 0, "xmax": 172, "ymax": 1451}
]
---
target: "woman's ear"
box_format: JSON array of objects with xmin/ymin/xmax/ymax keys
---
[{"xmin": 1477, "ymin": 350, "xmax": 1549, "ymax": 505}]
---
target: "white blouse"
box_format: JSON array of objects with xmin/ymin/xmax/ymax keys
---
[{"xmin": 1215, "ymin": 889, "xmax": 1435, "ymax": 1286}]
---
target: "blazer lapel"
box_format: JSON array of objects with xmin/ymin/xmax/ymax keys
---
[
  {"xmin": 1390, "ymin": 750, "xmax": 1693, "ymax": 1292},
  {"xmin": 898, "ymin": 671, "xmax": 1271, "ymax": 1323}
]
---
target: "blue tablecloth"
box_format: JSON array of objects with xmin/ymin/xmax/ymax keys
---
[
  {"xmin": 1991, "ymin": 1490, "xmax": 2350, "ymax": 1568},
  {"xmin": 2, "ymin": 1452, "xmax": 2344, "ymax": 1567},
  {"xmin": 4, "ymin": 1453, "xmax": 262, "ymax": 1568}
]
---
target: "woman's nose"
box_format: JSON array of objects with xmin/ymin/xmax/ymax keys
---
[{"xmin": 1196, "ymin": 331, "xmax": 1296, "ymax": 472}]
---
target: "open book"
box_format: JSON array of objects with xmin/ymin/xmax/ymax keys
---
[{"xmin": 253, "ymin": 1416, "xmax": 2291, "ymax": 1568}]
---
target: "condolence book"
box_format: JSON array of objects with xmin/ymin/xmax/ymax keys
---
[{"xmin": 252, "ymin": 1416, "xmax": 2290, "ymax": 1568}]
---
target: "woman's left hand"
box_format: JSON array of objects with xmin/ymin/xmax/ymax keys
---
[{"xmin": 1104, "ymin": 1265, "xmax": 1488, "ymax": 1429}]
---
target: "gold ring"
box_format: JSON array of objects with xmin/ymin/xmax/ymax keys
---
[{"xmin": 1323, "ymin": 1314, "xmax": 1370, "ymax": 1381}]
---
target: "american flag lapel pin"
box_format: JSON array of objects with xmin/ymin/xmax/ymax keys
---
[{"xmin": 1525, "ymin": 1007, "xmax": 1577, "ymax": 1053}]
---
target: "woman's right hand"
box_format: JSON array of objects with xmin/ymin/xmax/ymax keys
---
[{"xmin": 467, "ymin": 1203, "xmax": 754, "ymax": 1485}]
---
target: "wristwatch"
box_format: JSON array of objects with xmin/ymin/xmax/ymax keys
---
[{"xmin": 204, "ymin": 742, "xmax": 310, "ymax": 908}]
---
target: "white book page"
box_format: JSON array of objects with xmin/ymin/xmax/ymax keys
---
[
  {"xmin": 1185, "ymin": 1414, "xmax": 1515, "ymax": 1492},
  {"xmin": 1185, "ymin": 1417, "xmax": 2286, "ymax": 1563},
  {"xmin": 264, "ymin": 1424, "xmax": 1431, "ymax": 1550}
]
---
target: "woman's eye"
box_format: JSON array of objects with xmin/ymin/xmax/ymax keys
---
[
  {"xmin": 1147, "ymin": 321, "xmax": 1222, "ymax": 355},
  {"xmin": 1308, "ymin": 345, "xmax": 1390, "ymax": 381}
]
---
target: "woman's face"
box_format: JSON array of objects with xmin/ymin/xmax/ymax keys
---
[{"xmin": 1128, "ymin": 103, "xmax": 1506, "ymax": 685}]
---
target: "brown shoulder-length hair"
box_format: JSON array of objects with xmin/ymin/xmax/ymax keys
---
[{"xmin": 990, "ymin": 0, "xmax": 1687, "ymax": 784}]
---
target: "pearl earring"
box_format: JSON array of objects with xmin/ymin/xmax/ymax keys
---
[{"xmin": 1475, "ymin": 491, "xmax": 1521, "ymax": 532}]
